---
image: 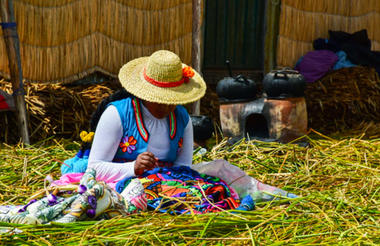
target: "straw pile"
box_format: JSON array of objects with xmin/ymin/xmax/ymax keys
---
[
  {"xmin": 2, "ymin": 66, "xmax": 379, "ymax": 143},
  {"xmin": 305, "ymin": 66, "xmax": 380, "ymax": 133},
  {"xmin": 331, "ymin": 121, "xmax": 380, "ymax": 139},
  {"xmin": 0, "ymin": 0, "xmax": 195, "ymax": 83},
  {"xmin": 278, "ymin": 0, "xmax": 380, "ymax": 67},
  {"xmin": 0, "ymin": 132, "xmax": 379, "ymax": 244},
  {"xmin": 0, "ymin": 78, "xmax": 221, "ymax": 144},
  {"xmin": 0, "ymin": 79, "xmax": 121, "ymax": 143}
]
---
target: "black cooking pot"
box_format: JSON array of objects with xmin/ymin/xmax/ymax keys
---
[
  {"xmin": 190, "ymin": 115, "xmax": 214, "ymax": 141},
  {"xmin": 216, "ymin": 60, "xmax": 257, "ymax": 103},
  {"xmin": 263, "ymin": 69, "xmax": 306, "ymax": 99}
]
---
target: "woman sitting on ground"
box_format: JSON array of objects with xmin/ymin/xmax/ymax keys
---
[
  {"xmin": 62, "ymin": 50, "xmax": 295, "ymax": 201},
  {"xmin": 87, "ymin": 50, "xmax": 203, "ymax": 183},
  {"xmin": 82, "ymin": 50, "xmax": 295, "ymax": 204}
]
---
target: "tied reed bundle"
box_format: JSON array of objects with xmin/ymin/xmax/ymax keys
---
[
  {"xmin": 0, "ymin": 133, "xmax": 378, "ymax": 244},
  {"xmin": 0, "ymin": 0, "xmax": 194, "ymax": 83}
]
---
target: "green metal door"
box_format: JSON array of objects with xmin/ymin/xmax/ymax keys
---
[{"xmin": 203, "ymin": 0, "xmax": 265, "ymax": 70}]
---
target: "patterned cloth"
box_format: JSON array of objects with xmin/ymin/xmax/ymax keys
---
[
  {"xmin": 116, "ymin": 166, "xmax": 240, "ymax": 214},
  {"xmin": 0, "ymin": 161, "xmax": 297, "ymax": 224},
  {"xmin": 0, "ymin": 169, "xmax": 143, "ymax": 224},
  {"xmin": 0, "ymin": 166, "xmax": 242, "ymax": 224}
]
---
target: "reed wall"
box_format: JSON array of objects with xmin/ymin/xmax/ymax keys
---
[
  {"xmin": 278, "ymin": 0, "xmax": 380, "ymax": 67},
  {"xmin": 0, "ymin": 0, "xmax": 195, "ymax": 83}
]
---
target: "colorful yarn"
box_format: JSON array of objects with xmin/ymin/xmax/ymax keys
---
[
  {"xmin": 80, "ymin": 131, "xmax": 95, "ymax": 143},
  {"xmin": 116, "ymin": 166, "xmax": 242, "ymax": 214}
]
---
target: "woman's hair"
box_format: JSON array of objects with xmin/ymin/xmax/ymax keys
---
[
  {"xmin": 90, "ymin": 88, "xmax": 132, "ymax": 131},
  {"xmin": 80, "ymin": 87, "xmax": 131, "ymax": 151}
]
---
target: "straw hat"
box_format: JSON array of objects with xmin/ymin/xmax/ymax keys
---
[{"xmin": 118, "ymin": 50, "xmax": 207, "ymax": 105}]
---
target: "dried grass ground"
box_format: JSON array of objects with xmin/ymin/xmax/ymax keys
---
[{"xmin": 0, "ymin": 131, "xmax": 379, "ymax": 245}]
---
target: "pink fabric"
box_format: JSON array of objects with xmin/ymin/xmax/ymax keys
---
[
  {"xmin": 131, "ymin": 194, "xmax": 148, "ymax": 211},
  {"xmin": 52, "ymin": 173, "xmax": 118, "ymax": 190}
]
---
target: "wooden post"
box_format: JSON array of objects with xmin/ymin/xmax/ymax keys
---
[
  {"xmin": 191, "ymin": 0, "xmax": 203, "ymax": 116},
  {"xmin": 0, "ymin": 0, "xmax": 30, "ymax": 144},
  {"xmin": 264, "ymin": 0, "xmax": 281, "ymax": 74}
]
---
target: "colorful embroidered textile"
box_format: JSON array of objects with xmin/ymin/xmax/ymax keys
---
[
  {"xmin": 116, "ymin": 166, "xmax": 240, "ymax": 214},
  {"xmin": 0, "ymin": 166, "xmax": 244, "ymax": 224},
  {"xmin": 1, "ymin": 161, "xmax": 298, "ymax": 224},
  {"xmin": 0, "ymin": 169, "xmax": 144, "ymax": 224}
]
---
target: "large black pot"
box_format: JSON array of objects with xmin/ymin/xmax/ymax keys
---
[
  {"xmin": 190, "ymin": 115, "xmax": 214, "ymax": 142},
  {"xmin": 216, "ymin": 61, "xmax": 257, "ymax": 103},
  {"xmin": 263, "ymin": 69, "xmax": 306, "ymax": 99}
]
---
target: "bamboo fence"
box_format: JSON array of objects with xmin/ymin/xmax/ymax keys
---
[
  {"xmin": 278, "ymin": 0, "xmax": 380, "ymax": 67},
  {"xmin": 0, "ymin": 0, "xmax": 195, "ymax": 83}
]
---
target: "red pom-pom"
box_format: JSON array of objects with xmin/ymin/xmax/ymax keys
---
[{"xmin": 182, "ymin": 66, "xmax": 194, "ymax": 83}]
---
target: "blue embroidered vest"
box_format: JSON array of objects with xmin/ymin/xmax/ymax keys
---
[{"xmin": 109, "ymin": 97, "xmax": 189, "ymax": 164}]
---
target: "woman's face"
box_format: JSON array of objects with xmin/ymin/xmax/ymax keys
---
[{"xmin": 142, "ymin": 100, "xmax": 176, "ymax": 119}]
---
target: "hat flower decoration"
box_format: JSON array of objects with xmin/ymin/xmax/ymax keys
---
[{"xmin": 182, "ymin": 66, "xmax": 195, "ymax": 83}]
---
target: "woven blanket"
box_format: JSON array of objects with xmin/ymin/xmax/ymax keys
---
[
  {"xmin": 0, "ymin": 169, "xmax": 139, "ymax": 224},
  {"xmin": 0, "ymin": 167, "xmax": 244, "ymax": 224},
  {"xmin": 116, "ymin": 166, "xmax": 240, "ymax": 214}
]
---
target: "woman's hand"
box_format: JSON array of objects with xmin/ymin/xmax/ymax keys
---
[{"xmin": 134, "ymin": 151, "xmax": 159, "ymax": 176}]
